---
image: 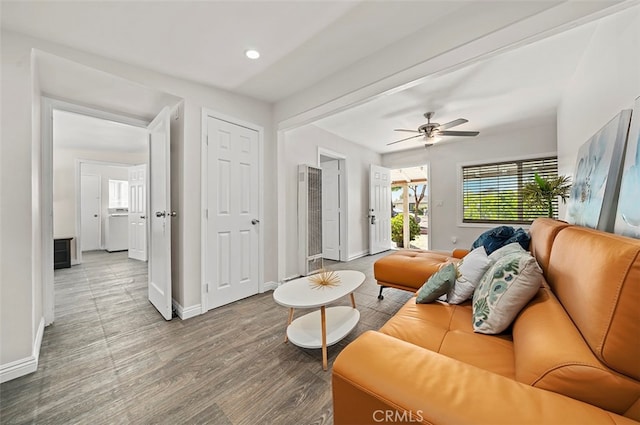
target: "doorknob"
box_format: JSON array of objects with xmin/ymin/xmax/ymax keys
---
[
  {"xmin": 155, "ymin": 211, "xmax": 166, "ymax": 218},
  {"xmin": 93, "ymin": 214, "xmax": 98, "ymax": 218},
  {"xmin": 140, "ymin": 215, "xmax": 146, "ymax": 219},
  {"xmin": 170, "ymin": 211, "xmax": 177, "ymax": 218},
  {"xmin": 251, "ymin": 219, "xmax": 260, "ymax": 225}
]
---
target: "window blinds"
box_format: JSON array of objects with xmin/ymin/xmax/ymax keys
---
[{"xmin": 462, "ymin": 157, "xmax": 558, "ymax": 224}]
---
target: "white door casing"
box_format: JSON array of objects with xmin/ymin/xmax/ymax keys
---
[
  {"xmin": 206, "ymin": 116, "xmax": 260, "ymax": 309},
  {"xmin": 322, "ymin": 159, "xmax": 340, "ymax": 261},
  {"xmin": 148, "ymin": 107, "xmax": 172, "ymax": 320},
  {"xmin": 80, "ymin": 174, "xmax": 101, "ymax": 251},
  {"xmin": 369, "ymin": 164, "xmax": 391, "ymax": 255},
  {"xmin": 128, "ymin": 164, "xmax": 147, "ymax": 261}
]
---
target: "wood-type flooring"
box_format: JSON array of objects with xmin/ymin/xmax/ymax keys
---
[{"xmin": 0, "ymin": 250, "xmax": 412, "ymax": 424}]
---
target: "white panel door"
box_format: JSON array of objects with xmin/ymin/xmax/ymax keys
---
[
  {"xmin": 207, "ymin": 116, "xmax": 259, "ymax": 309},
  {"xmin": 322, "ymin": 159, "xmax": 340, "ymax": 261},
  {"xmin": 148, "ymin": 107, "xmax": 172, "ymax": 320},
  {"xmin": 128, "ymin": 164, "xmax": 147, "ymax": 261},
  {"xmin": 80, "ymin": 174, "xmax": 101, "ymax": 251},
  {"xmin": 369, "ymin": 164, "xmax": 391, "ymax": 255}
]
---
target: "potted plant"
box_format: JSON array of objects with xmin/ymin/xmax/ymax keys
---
[
  {"xmin": 391, "ymin": 214, "xmax": 421, "ymax": 247},
  {"xmin": 522, "ymin": 173, "xmax": 572, "ymax": 218}
]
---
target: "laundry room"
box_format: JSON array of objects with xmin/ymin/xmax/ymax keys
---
[{"xmin": 52, "ymin": 109, "xmax": 148, "ymax": 265}]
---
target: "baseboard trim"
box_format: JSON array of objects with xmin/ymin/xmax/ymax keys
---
[
  {"xmin": 172, "ymin": 300, "xmax": 201, "ymax": 320},
  {"xmin": 34, "ymin": 317, "xmax": 45, "ymax": 360},
  {"xmin": 0, "ymin": 317, "xmax": 45, "ymax": 383},
  {"xmin": 348, "ymin": 250, "xmax": 369, "ymax": 261},
  {"xmin": 262, "ymin": 281, "xmax": 278, "ymax": 292}
]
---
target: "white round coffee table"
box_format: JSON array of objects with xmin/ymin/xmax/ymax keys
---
[{"xmin": 273, "ymin": 270, "xmax": 365, "ymax": 370}]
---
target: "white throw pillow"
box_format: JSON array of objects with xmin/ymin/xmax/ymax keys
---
[
  {"xmin": 447, "ymin": 246, "xmax": 493, "ymax": 304},
  {"xmin": 472, "ymin": 251, "xmax": 543, "ymax": 334}
]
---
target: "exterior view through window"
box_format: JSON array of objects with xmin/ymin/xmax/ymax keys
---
[{"xmin": 462, "ymin": 157, "xmax": 558, "ymax": 224}]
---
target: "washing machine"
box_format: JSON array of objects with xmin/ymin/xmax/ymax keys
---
[{"xmin": 106, "ymin": 208, "xmax": 129, "ymax": 252}]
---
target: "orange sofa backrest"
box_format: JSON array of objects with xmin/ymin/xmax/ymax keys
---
[
  {"xmin": 546, "ymin": 225, "xmax": 640, "ymax": 381},
  {"xmin": 528, "ymin": 218, "xmax": 571, "ymax": 276}
]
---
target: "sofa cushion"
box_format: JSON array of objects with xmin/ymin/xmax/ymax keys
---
[
  {"xmin": 374, "ymin": 250, "xmax": 458, "ymax": 291},
  {"xmin": 447, "ymin": 246, "xmax": 493, "ymax": 304},
  {"xmin": 472, "ymin": 251, "xmax": 542, "ymax": 334},
  {"xmin": 380, "ymin": 298, "xmax": 516, "ymax": 379},
  {"xmin": 513, "ymin": 287, "xmax": 640, "ymax": 418},
  {"xmin": 416, "ymin": 263, "xmax": 456, "ymax": 303},
  {"xmin": 546, "ymin": 225, "xmax": 640, "ymax": 382}
]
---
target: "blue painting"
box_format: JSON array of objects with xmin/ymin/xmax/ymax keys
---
[
  {"xmin": 615, "ymin": 98, "xmax": 640, "ymax": 239},
  {"xmin": 566, "ymin": 110, "xmax": 632, "ymax": 231}
]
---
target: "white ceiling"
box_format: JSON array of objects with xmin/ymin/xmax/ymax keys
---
[
  {"xmin": 1, "ymin": 0, "xmax": 568, "ymax": 103},
  {"xmin": 53, "ymin": 110, "xmax": 148, "ymax": 153},
  {"xmin": 1, "ymin": 0, "xmax": 631, "ymax": 155},
  {"xmin": 314, "ymin": 20, "xmax": 598, "ymax": 154}
]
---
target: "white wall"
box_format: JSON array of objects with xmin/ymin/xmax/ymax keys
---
[
  {"xmin": 1, "ymin": 31, "xmax": 274, "ymax": 376},
  {"xmin": 557, "ymin": 6, "xmax": 640, "ymax": 219},
  {"xmin": 383, "ymin": 117, "xmax": 557, "ymax": 251},
  {"xmin": 1, "ymin": 31, "xmax": 38, "ymax": 369},
  {"xmin": 283, "ymin": 125, "xmax": 381, "ymax": 278},
  {"xmin": 52, "ymin": 148, "xmax": 146, "ymax": 258}
]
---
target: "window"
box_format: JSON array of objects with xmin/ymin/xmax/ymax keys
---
[
  {"xmin": 108, "ymin": 179, "xmax": 129, "ymax": 209},
  {"xmin": 462, "ymin": 157, "xmax": 558, "ymax": 224}
]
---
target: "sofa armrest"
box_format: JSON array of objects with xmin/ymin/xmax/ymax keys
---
[
  {"xmin": 332, "ymin": 331, "xmax": 636, "ymax": 425},
  {"xmin": 452, "ymin": 248, "xmax": 470, "ymax": 258}
]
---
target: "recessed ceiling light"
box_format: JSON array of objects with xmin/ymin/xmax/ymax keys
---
[{"xmin": 245, "ymin": 49, "xmax": 260, "ymax": 59}]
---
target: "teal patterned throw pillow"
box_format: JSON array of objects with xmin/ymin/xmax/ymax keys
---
[
  {"xmin": 416, "ymin": 263, "xmax": 456, "ymax": 304},
  {"xmin": 472, "ymin": 252, "xmax": 542, "ymax": 334}
]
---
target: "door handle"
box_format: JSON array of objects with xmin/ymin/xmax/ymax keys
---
[
  {"xmin": 155, "ymin": 211, "xmax": 166, "ymax": 218},
  {"xmin": 93, "ymin": 214, "xmax": 98, "ymax": 218},
  {"xmin": 251, "ymin": 219, "xmax": 260, "ymax": 225},
  {"xmin": 370, "ymin": 215, "xmax": 376, "ymax": 225},
  {"xmin": 140, "ymin": 215, "xmax": 146, "ymax": 219},
  {"xmin": 170, "ymin": 211, "xmax": 177, "ymax": 218}
]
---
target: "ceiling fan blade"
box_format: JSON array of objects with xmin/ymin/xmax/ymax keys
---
[
  {"xmin": 387, "ymin": 134, "xmax": 424, "ymax": 145},
  {"xmin": 393, "ymin": 129, "xmax": 421, "ymax": 133},
  {"xmin": 438, "ymin": 130, "xmax": 480, "ymax": 137},
  {"xmin": 437, "ymin": 118, "xmax": 468, "ymax": 130}
]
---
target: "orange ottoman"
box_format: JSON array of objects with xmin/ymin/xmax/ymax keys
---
[{"xmin": 374, "ymin": 249, "xmax": 466, "ymax": 299}]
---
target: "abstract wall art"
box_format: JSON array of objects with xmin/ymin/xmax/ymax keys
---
[
  {"xmin": 614, "ymin": 97, "xmax": 640, "ymax": 239},
  {"xmin": 566, "ymin": 109, "xmax": 632, "ymax": 231}
]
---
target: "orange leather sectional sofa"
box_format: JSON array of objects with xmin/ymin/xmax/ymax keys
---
[{"xmin": 332, "ymin": 218, "xmax": 640, "ymax": 424}]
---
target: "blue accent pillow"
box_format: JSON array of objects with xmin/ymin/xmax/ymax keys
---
[
  {"xmin": 504, "ymin": 228, "xmax": 531, "ymax": 251},
  {"xmin": 471, "ymin": 226, "xmax": 530, "ymax": 254}
]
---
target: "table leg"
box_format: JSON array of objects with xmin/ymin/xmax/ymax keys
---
[
  {"xmin": 350, "ymin": 293, "xmax": 356, "ymax": 309},
  {"xmin": 284, "ymin": 308, "xmax": 294, "ymax": 343},
  {"xmin": 321, "ymin": 306, "xmax": 327, "ymax": 371}
]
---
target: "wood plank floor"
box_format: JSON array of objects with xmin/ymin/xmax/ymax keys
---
[{"xmin": 0, "ymin": 251, "xmax": 412, "ymax": 424}]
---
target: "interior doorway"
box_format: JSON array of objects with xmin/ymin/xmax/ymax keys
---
[
  {"xmin": 318, "ymin": 148, "xmax": 348, "ymax": 262},
  {"xmin": 43, "ymin": 98, "xmax": 163, "ymax": 325},
  {"xmin": 390, "ymin": 165, "xmax": 430, "ymax": 250}
]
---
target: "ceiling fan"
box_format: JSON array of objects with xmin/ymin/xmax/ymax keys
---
[{"xmin": 388, "ymin": 112, "xmax": 479, "ymax": 146}]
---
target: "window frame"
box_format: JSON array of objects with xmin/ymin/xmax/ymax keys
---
[
  {"xmin": 457, "ymin": 153, "xmax": 559, "ymax": 227},
  {"xmin": 108, "ymin": 179, "xmax": 129, "ymax": 209}
]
